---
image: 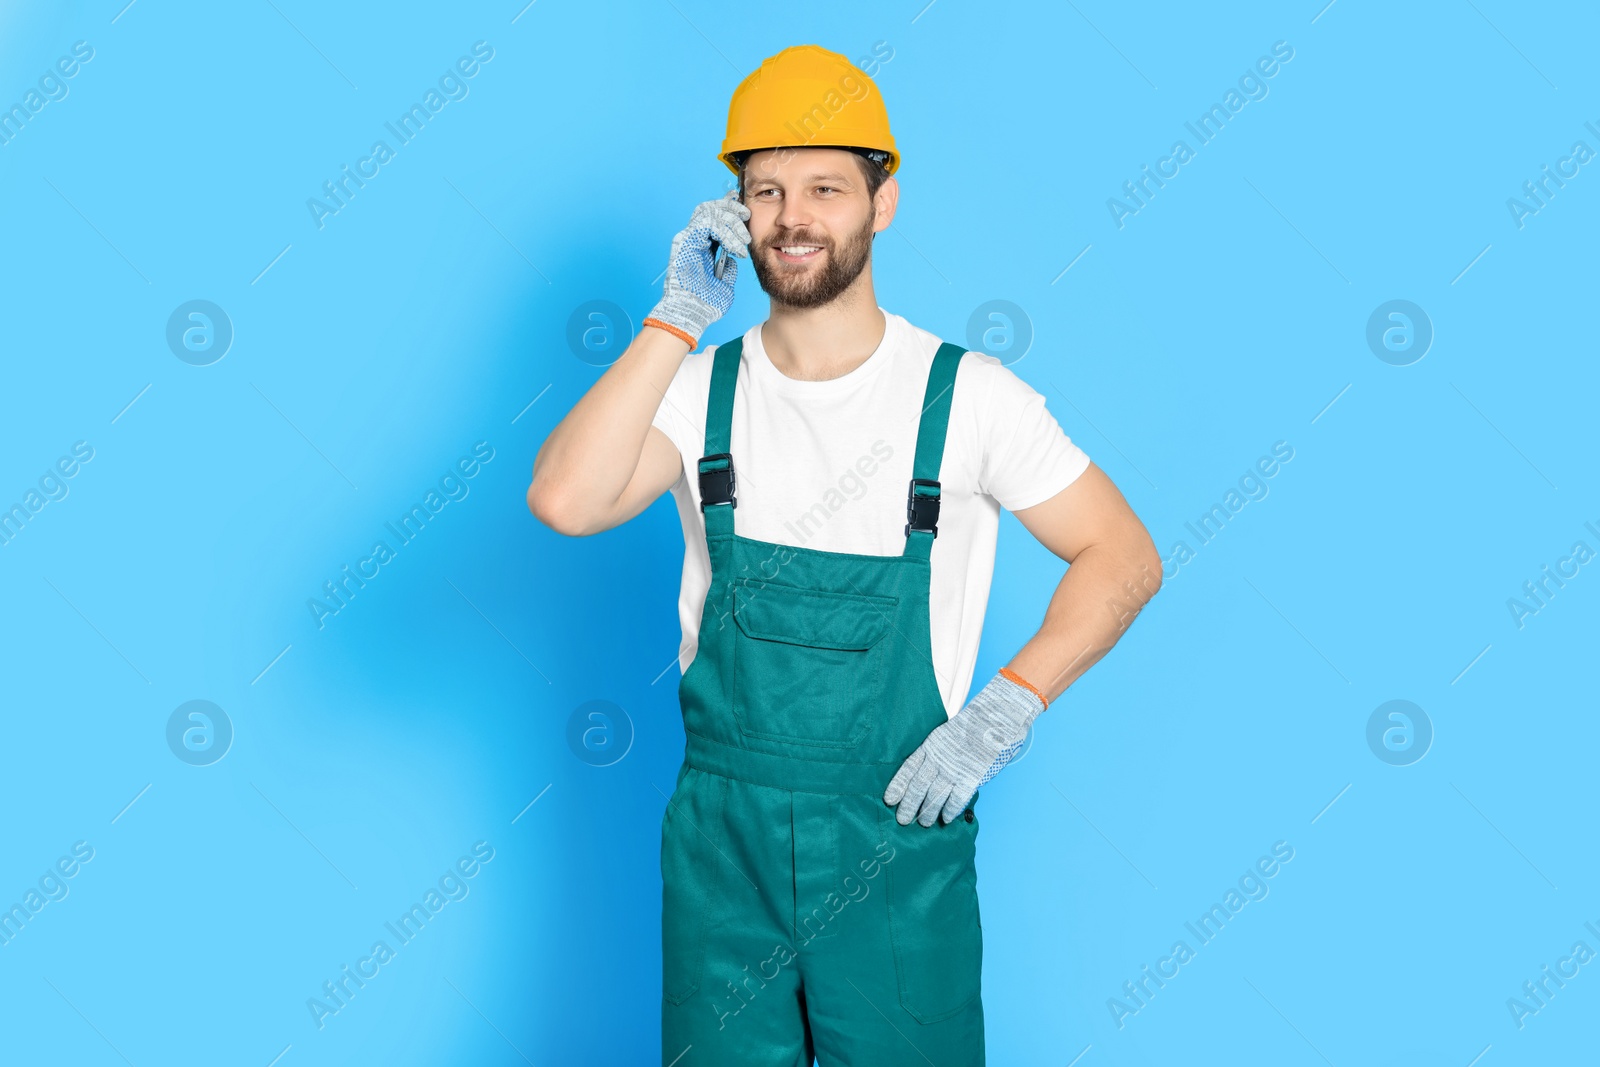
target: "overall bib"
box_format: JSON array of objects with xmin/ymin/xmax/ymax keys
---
[{"xmin": 661, "ymin": 337, "xmax": 986, "ymax": 1066}]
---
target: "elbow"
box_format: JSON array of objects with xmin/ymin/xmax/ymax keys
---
[
  {"xmin": 1137, "ymin": 534, "xmax": 1164, "ymax": 599},
  {"xmin": 527, "ymin": 479, "xmax": 589, "ymax": 537},
  {"xmin": 526, "ymin": 479, "xmax": 558, "ymax": 528},
  {"xmin": 1116, "ymin": 525, "xmax": 1163, "ymax": 601}
]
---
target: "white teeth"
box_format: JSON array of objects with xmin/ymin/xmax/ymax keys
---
[{"xmin": 780, "ymin": 246, "xmax": 821, "ymax": 255}]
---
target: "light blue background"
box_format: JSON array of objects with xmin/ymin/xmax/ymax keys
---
[{"xmin": 1, "ymin": 1, "xmax": 1595, "ymax": 1064}]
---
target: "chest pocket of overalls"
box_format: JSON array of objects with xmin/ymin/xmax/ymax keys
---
[{"xmin": 730, "ymin": 581, "xmax": 897, "ymax": 747}]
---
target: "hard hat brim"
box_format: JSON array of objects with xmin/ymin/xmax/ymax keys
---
[{"xmin": 718, "ymin": 141, "xmax": 900, "ymax": 177}]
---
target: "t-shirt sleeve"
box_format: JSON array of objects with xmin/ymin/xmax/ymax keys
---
[
  {"xmin": 649, "ymin": 385, "xmax": 685, "ymax": 456},
  {"xmin": 977, "ymin": 361, "xmax": 1092, "ymax": 512},
  {"xmin": 649, "ymin": 345, "xmax": 707, "ymax": 459}
]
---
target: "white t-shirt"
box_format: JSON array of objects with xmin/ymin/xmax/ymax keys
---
[{"xmin": 650, "ymin": 308, "xmax": 1092, "ymax": 719}]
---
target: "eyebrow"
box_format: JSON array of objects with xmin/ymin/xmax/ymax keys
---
[{"xmin": 746, "ymin": 170, "xmax": 856, "ymax": 186}]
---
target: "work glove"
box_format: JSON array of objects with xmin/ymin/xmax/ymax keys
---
[
  {"xmin": 884, "ymin": 670, "xmax": 1047, "ymax": 827},
  {"xmin": 642, "ymin": 190, "xmax": 751, "ymax": 349}
]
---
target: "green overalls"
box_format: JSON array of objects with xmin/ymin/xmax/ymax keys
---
[{"xmin": 661, "ymin": 337, "xmax": 986, "ymax": 1065}]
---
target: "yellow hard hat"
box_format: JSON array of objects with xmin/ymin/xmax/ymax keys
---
[{"xmin": 719, "ymin": 45, "xmax": 899, "ymax": 176}]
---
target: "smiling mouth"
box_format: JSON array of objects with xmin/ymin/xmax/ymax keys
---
[{"xmin": 773, "ymin": 244, "xmax": 824, "ymax": 263}]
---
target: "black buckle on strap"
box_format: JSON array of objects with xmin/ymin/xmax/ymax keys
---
[
  {"xmin": 698, "ymin": 453, "xmax": 736, "ymax": 511},
  {"xmin": 905, "ymin": 477, "xmax": 940, "ymax": 537}
]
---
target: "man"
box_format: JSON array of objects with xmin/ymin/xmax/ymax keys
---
[{"xmin": 528, "ymin": 44, "xmax": 1160, "ymax": 1066}]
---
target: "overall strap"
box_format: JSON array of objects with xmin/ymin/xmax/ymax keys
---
[
  {"xmin": 697, "ymin": 336, "xmax": 743, "ymax": 550},
  {"xmin": 903, "ymin": 342, "xmax": 965, "ymax": 560}
]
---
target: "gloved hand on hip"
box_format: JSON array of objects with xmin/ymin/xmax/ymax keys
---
[
  {"xmin": 642, "ymin": 190, "xmax": 751, "ymax": 349},
  {"xmin": 884, "ymin": 669, "xmax": 1048, "ymax": 827}
]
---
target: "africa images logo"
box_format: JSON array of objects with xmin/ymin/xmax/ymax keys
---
[
  {"xmin": 307, "ymin": 442, "xmax": 494, "ymax": 629},
  {"xmin": 306, "ymin": 42, "xmax": 495, "ymax": 230},
  {"xmin": 1106, "ymin": 41, "xmax": 1295, "ymax": 229}
]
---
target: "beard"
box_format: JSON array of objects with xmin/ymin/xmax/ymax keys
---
[{"xmin": 749, "ymin": 210, "xmax": 876, "ymax": 310}]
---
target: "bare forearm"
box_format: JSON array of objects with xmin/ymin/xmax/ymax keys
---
[
  {"xmin": 528, "ymin": 325, "xmax": 688, "ymax": 523},
  {"xmin": 1004, "ymin": 538, "xmax": 1162, "ymax": 705}
]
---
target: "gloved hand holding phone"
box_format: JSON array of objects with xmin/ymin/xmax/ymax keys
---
[{"xmin": 642, "ymin": 189, "xmax": 752, "ymax": 349}]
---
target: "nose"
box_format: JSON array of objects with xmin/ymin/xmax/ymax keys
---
[{"xmin": 775, "ymin": 194, "xmax": 814, "ymax": 233}]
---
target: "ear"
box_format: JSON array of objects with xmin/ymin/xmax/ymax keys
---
[{"xmin": 871, "ymin": 176, "xmax": 900, "ymax": 234}]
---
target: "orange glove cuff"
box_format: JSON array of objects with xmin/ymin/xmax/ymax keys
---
[
  {"xmin": 642, "ymin": 317, "xmax": 697, "ymax": 349},
  {"xmin": 998, "ymin": 666, "xmax": 1048, "ymax": 710}
]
